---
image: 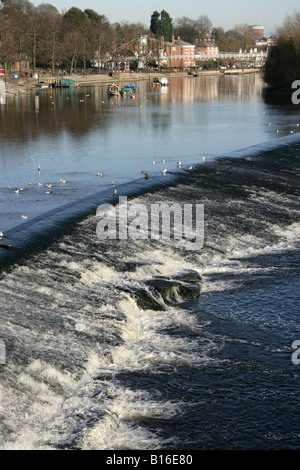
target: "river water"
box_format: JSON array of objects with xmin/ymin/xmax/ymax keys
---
[{"xmin": 0, "ymin": 74, "xmax": 299, "ymax": 450}]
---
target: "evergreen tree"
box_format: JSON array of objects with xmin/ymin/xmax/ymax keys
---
[{"xmin": 150, "ymin": 10, "xmax": 173, "ymax": 41}]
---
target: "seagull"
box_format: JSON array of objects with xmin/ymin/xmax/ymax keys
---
[
  {"xmin": 14, "ymin": 189, "xmax": 20, "ymax": 194},
  {"xmin": 60, "ymin": 179, "xmax": 66, "ymax": 184},
  {"xmin": 113, "ymin": 188, "xmax": 117, "ymax": 195},
  {"xmin": 202, "ymin": 156, "xmax": 206, "ymax": 161},
  {"xmin": 38, "ymin": 165, "xmax": 40, "ymax": 171},
  {"xmin": 45, "ymin": 184, "xmax": 52, "ymax": 188},
  {"xmin": 0, "ymin": 232, "xmax": 3, "ymax": 239},
  {"xmin": 177, "ymin": 161, "xmax": 181, "ymax": 168},
  {"xmin": 38, "ymin": 183, "xmax": 43, "ymax": 186},
  {"xmin": 162, "ymin": 169, "xmax": 167, "ymax": 175},
  {"xmin": 19, "ymin": 187, "xmax": 25, "ymax": 192},
  {"xmin": 188, "ymin": 166, "xmax": 193, "ymax": 170},
  {"xmin": 8, "ymin": 186, "xmax": 13, "ymax": 190},
  {"xmin": 45, "ymin": 191, "xmax": 51, "ymax": 195},
  {"xmin": 22, "ymin": 215, "xmax": 28, "ymax": 219},
  {"xmin": 97, "ymin": 173, "xmax": 103, "ymax": 177},
  {"xmin": 112, "ymin": 181, "xmax": 116, "ymax": 185},
  {"xmin": 152, "ymin": 161, "xmax": 156, "ymax": 165}
]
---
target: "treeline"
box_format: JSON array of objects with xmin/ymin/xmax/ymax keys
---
[
  {"xmin": 0, "ymin": 0, "xmax": 149, "ymax": 75},
  {"xmin": 0, "ymin": 0, "xmax": 265, "ymax": 76},
  {"xmin": 264, "ymin": 12, "xmax": 300, "ymax": 90},
  {"xmin": 0, "ymin": 0, "xmax": 260, "ymax": 75}
]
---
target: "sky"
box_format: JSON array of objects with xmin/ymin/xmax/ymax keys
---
[{"xmin": 31, "ymin": 0, "xmax": 299, "ymax": 36}]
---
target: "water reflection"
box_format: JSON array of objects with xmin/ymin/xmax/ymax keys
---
[
  {"xmin": 0, "ymin": 81, "xmax": 6, "ymax": 105},
  {"xmin": 0, "ymin": 75, "xmax": 270, "ymax": 144},
  {"xmin": 1, "ymin": 75, "xmax": 300, "ymax": 232}
]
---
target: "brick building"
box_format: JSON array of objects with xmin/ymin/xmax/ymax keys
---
[
  {"xmin": 195, "ymin": 39, "xmax": 219, "ymax": 57},
  {"xmin": 163, "ymin": 36, "xmax": 195, "ymax": 69}
]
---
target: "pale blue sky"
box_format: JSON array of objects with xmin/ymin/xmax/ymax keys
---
[{"xmin": 32, "ymin": 0, "xmax": 298, "ymax": 35}]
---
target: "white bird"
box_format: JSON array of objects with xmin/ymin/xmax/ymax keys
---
[
  {"xmin": 38, "ymin": 165, "xmax": 40, "ymax": 171},
  {"xmin": 162, "ymin": 169, "xmax": 167, "ymax": 175},
  {"xmin": 152, "ymin": 161, "xmax": 156, "ymax": 165},
  {"xmin": 19, "ymin": 187, "xmax": 25, "ymax": 192},
  {"xmin": 202, "ymin": 156, "xmax": 206, "ymax": 161},
  {"xmin": 45, "ymin": 191, "xmax": 51, "ymax": 195},
  {"xmin": 29, "ymin": 183, "xmax": 33, "ymax": 186},
  {"xmin": 188, "ymin": 166, "xmax": 193, "ymax": 170},
  {"xmin": 60, "ymin": 179, "xmax": 66, "ymax": 184},
  {"xmin": 177, "ymin": 161, "xmax": 181, "ymax": 167},
  {"xmin": 112, "ymin": 181, "xmax": 116, "ymax": 185},
  {"xmin": 14, "ymin": 189, "xmax": 20, "ymax": 194},
  {"xmin": 22, "ymin": 215, "xmax": 28, "ymax": 220},
  {"xmin": 113, "ymin": 188, "xmax": 117, "ymax": 195},
  {"xmin": 38, "ymin": 183, "xmax": 43, "ymax": 186},
  {"xmin": 0, "ymin": 232, "xmax": 3, "ymax": 239},
  {"xmin": 97, "ymin": 173, "xmax": 103, "ymax": 177},
  {"xmin": 8, "ymin": 186, "xmax": 13, "ymax": 190},
  {"xmin": 45, "ymin": 184, "xmax": 52, "ymax": 188}
]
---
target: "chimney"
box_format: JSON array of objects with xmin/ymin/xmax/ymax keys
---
[
  {"xmin": 161, "ymin": 36, "xmax": 164, "ymax": 47},
  {"xmin": 177, "ymin": 36, "xmax": 180, "ymax": 41},
  {"xmin": 172, "ymin": 36, "xmax": 175, "ymax": 43}
]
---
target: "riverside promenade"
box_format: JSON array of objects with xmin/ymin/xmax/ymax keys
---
[{"xmin": 1, "ymin": 68, "xmax": 261, "ymax": 95}]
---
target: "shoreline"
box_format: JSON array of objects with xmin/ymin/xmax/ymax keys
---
[{"xmin": 1, "ymin": 68, "xmax": 262, "ymax": 95}]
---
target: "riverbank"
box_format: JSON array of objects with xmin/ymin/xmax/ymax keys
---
[{"xmin": 1, "ymin": 68, "xmax": 262, "ymax": 95}]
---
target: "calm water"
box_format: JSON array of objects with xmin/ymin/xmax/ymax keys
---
[
  {"xmin": 0, "ymin": 75, "xmax": 300, "ymax": 451},
  {"xmin": 0, "ymin": 74, "xmax": 299, "ymax": 232}
]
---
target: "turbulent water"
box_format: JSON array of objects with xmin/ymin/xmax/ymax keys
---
[{"xmin": 0, "ymin": 132, "xmax": 299, "ymax": 450}]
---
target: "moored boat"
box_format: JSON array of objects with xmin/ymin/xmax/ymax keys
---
[
  {"xmin": 107, "ymin": 83, "xmax": 120, "ymax": 96},
  {"xmin": 120, "ymin": 83, "xmax": 137, "ymax": 97},
  {"xmin": 151, "ymin": 76, "xmax": 169, "ymax": 87}
]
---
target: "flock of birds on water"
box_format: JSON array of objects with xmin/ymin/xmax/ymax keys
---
[
  {"xmin": 0, "ymin": 156, "xmax": 204, "ymax": 242},
  {"xmin": 1, "ymin": 95, "xmax": 300, "ymax": 244}
]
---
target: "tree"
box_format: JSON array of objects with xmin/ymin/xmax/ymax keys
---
[
  {"xmin": 196, "ymin": 15, "xmax": 213, "ymax": 40},
  {"xmin": 64, "ymin": 7, "xmax": 91, "ymax": 74},
  {"xmin": 85, "ymin": 9, "xmax": 112, "ymax": 73},
  {"xmin": 174, "ymin": 17, "xmax": 198, "ymax": 43},
  {"xmin": 36, "ymin": 4, "xmax": 63, "ymax": 75},
  {"xmin": 150, "ymin": 10, "xmax": 173, "ymax": 41},
  {"xmin": 264, "ymin": 12, "xmax": 300, "ymax": 89},
  {"xmin": 1, "ymin": 0, "xmax": 34, "ymax": 75}
]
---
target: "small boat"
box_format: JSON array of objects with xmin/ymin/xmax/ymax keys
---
[
  {"xmin": 151, "ymin": 76, "xmax": 169, "ymax": 87},
  {"xmin": 107, "ymin": 83, "xmax": 120, "ymax": 96},
  {"xmin": 120, "ymin": 83, "xmax": 137, "ymax": 97},
  {"xmin": 52, "ymin": 79, "xmax": 75, "ymax": 88}
]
